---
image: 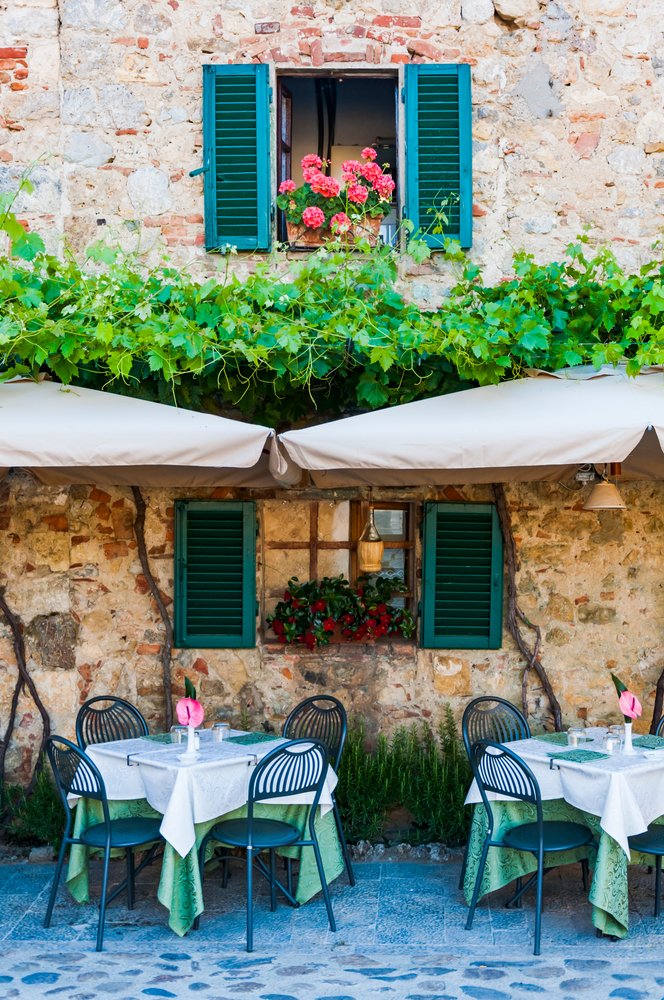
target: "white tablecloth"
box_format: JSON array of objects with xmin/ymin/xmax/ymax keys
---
[
  {"xmin": 464, "ymin": 729, "xmax": 664, "ymax": 857},
  {"xmin": 85, "ymin": 731, "xmax": 337, "ymax": 858}
]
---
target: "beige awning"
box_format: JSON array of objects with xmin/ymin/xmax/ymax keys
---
[
  {"xmin": 271, "ymin": 367, "xmax": 664, "ymax": 486},
  {"xmin": 0, "ymin": 378, "xmax": 278, "ymax": 487}
]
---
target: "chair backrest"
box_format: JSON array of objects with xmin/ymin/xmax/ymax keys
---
[
  {"xmin": 46, "ymin": 735, "xmax": 111, "ymax": 830},
  {"xmin": 470, "ymin": 740, "xmax": 543, "ymax": 836},
  {"xmin": 248, "ymin": 739, "xmax": 328, "ymax": 830},
  {"xmin": 76, "ymin": 696, "xmax": 149, "ymax": 749},
  {"xmin": 462, "ymin": 696, "xmax": 530, "ymax": 757},
  {"xmin": 282, "ymin": 696, "xmax": 347, "ymax": 770},
  {"xmin": 657, "ymin": 716, "xmax": 664, "ymax": 738}
]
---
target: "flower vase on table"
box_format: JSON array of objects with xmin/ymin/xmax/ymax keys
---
[
  {"xmin": 611, "ymin": 672, "xmax": 641, "ymax": 755},
  {"xmin": 176, "ymin": 677, "xmax": 204, "ymax": 761}
]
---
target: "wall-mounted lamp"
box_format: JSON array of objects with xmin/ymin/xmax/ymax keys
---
[
  {"xmin": 357, "ymin": 498, "xmax": 384, "ymax": 573},
  {"xmin": 583, "ymin": 463, "xmax": 626, "ymax": 511}
]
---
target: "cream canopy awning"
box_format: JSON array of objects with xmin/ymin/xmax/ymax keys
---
[
  {"xmin": 271, "ymin": 367, "xmax": 664, "ymax": 486},
  {"xmin": 0, "ymin": 378, "xmax": 278, "ymax": 487}
]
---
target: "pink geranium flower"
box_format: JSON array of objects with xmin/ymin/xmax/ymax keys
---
[
  {"xmin": 278, "ymin": 179, "xmax": 296, "ymax": 194},
  {"xmin": 311, "ymin": 174, "xmax": 340, "ymax": 198},
  {"xmin": 360, "ymin": 161, "xmax": 382, "ymax": 183},
  {"xmin": 342, "ymin": 159, "xmax": 361, "ymax": 176},
  {"xmin": 373, "ymin": 174, "xmax": 395, "ymax": 199},
  {"xmin": 301, "ymin": 153, "xmax": 323, "ymax": 170},
  {"xmin": 362, "ymin": 146, "xmax": 377, "ymax": 161},
  {"xmin": 330, "ymin": 211, "xmax": 351, "ymax": 233},
  {"xmin": 347, "ymin": 182, "xmax": 369, "ymax": 205},
  {"xmin": 302, "ymin": 205, "xmax": 326, "ymax": 229},
  {"xmin": 176, "ymin": 697, "xmax": 205, "ymax": 728},
  {"xmin": 619, "ymin": 690, "xmax": 642, "ymax": 720},
  {"xmin": 302, "ymin": 166, "xmax": 323, "ymax": 184}
]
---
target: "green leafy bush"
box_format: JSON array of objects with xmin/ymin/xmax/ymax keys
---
[
  {"xmin": 335, "ymin": 707, "xmax": 472, "ymax": 847},
  {"xmin": 2, "ymin": 767, "xmax": 64, "ymax": 849}
]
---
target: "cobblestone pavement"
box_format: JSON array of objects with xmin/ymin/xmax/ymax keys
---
[{"xmin": 1, "ymin": 857, "xmax": 664, "ymax": 999}]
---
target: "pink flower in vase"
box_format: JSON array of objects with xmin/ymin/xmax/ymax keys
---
[
  {"xmin": 618, "ymin": 690, "xmax": 642, "ymax": 720},
  {"xmin": 176, "ymin": 697, "xmax": 204, "ymax": 728}
]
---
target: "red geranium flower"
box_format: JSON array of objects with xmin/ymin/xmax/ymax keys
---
[
  {"xmin": 323, "ymin": 617, "xmax": 335, "ymax": 632},
  {"xmin": 311, "ymin": 599, "xmax": 326, "ymax": 613}
]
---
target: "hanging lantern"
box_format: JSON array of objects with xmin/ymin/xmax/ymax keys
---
[
  {"xmin": 357, "ymin": 506, "xmax": 384, "ymax": 573},
  {"xmin": 583, "ymin": 462, "xmax": 626, "ymax": 511}
]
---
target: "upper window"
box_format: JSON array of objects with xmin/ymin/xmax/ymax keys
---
[
  {"xmin": 199, "ymin": 63, "xmax": 472, "ymax": 253},
  {"xmin": 420, "ymin": 502, "xmax": 503, "ymax": 650},
  {"xmin": 174, "ymin": 501, "xmax": 257, "ymax": 649}
]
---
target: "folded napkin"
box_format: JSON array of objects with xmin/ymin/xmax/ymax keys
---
[
  {"xmin": 536, "ymin": 732, "xmax": 574, "ymax": 745},
  {"xmin": 633, "ymin": 735, "xmax": 664, "ymax": 749},
  {"xmin": 547, "ymin": 749, "xmax": 609, "ymax": 762},
  {"xmin": 140, "ymin": 733, "xmax": 173, "ymax": 744},
  {"xmin": 227, "ymin": 732, "xmax": 280, "ymax": 745}
]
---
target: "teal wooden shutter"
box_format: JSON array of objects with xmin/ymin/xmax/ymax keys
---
[
  {"xmin": 404, "ymin": 64, "xmax": 472, "ymax": 249},
  {"xmin": 174, "ymin": 501, "xmax": 256, "ymax": 648},
  {"xmin": 202, "ymin": 64, "xmax": 271, "ymax": 252},
  {"xmin": 421, "ymin": 503, "xmax": 502, "ymax": 649}
]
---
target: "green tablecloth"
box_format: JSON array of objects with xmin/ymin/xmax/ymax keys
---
[
  {"xmin": 463, "ymin": 798, "xmax": 660, "ymax": 938},
  {"xmin": 66, "ymin": 798, "xmax": 344, "ymax": 936}
]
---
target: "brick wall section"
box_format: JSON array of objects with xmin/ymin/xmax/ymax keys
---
[{"xmin": 0, "ymin": 0, "xmax": 662, "ymax": 281}]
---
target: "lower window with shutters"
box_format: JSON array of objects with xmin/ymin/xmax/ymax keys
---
[
  {"xmin": 174, "ymin": 501, "xmax": 257, "ymax": 649},
  {"xmin": 420, "ymin": 502, "xmax": 503, "ymax": 650}
]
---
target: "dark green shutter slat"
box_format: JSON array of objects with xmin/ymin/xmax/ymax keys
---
[
  {"xmin": 202, "ymin": 64, "xmax": 271, "ymax": 252},
  {"xmin": 174, "ymin": 501, "xmax": 256, "ymax": 649},
  {"xmin": 421, "ymin": 503, "xmax": 502, "ymax": 649},
  {"xmin": 404, "ymin": 64, "xmax": 472, "ymax": 250}
]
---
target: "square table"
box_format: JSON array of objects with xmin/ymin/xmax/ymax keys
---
[
  {"xmin": 66, "ymin": 729, "xmax": 344, "ymax": 935},
  {"xmin": 463, "ymin": 728, "xmax": 664, "ymax": 937}
]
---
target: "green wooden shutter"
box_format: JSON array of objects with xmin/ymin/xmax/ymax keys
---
[
  {"xmin": 202, "ymin": 64, "xmax": 271, "ymax": 252},
  {"xmin": 421, "ymin": 503, "xmax": 502, "ymax": 649},
  {"xmin": 404, "ymin": 64, "xmax": 472, "ymax": 249},
  {"xmin": 174, "ymin": 501, "xmax": 256, "ymax": 648}
]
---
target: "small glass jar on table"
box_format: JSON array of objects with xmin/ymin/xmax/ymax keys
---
[
  {"xmin": 213, "ymin": 722, "xmax": 231, "ymax": 743},
  {"xmin": 567, "ymin": 727, "xmax": 585, "ymax": 748},
  {"xmin": 170, "ymin": 725, "xmax": 188, "ymax": 744}
]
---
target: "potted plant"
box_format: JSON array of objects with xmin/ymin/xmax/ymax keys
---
[
  {"xmin": 276, "ymin": 148, "xmax": 395, "ymax": 248},
  {"xmin": 267, "ymin": 574, "xmax": 415, "ymax": 649}
]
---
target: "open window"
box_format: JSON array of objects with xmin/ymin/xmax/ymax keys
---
[{"xmin": 199, "ymin": 63, "xmax": 472, "ymax": 252}]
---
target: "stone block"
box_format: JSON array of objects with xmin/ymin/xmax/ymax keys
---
[
  {"xmin": 127, "ymin": 167, "xmax": 172, "ymax": 216},
  {"xmin": 63, "ymin": 131, "xmax": 114, "ymax": 167},
  {"xmin": 512, "ymin": 59, "xmax": 563, "ymax": 119},
  {"xmin": 433, "ymin": 655, "xmax": 472, "ymax": 696},
  {"xmin": 61, "ymin": 0, "xmax": 127, "ymax": 31},
  {"xmin": 607, "ymin": 146, "xmax": 646, "ymax": 175},
  {"xmin": 26, "ymin": 613, "xmax": 79, "ymax": 671},
  {"xmin": 461, "ymin": 0, "xmax": 495, "ymax": 22},
  {"xmin": 494, "ymin": 0, "xmax": 539, "ymax": 23}
]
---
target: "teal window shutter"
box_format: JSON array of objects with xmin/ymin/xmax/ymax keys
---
[
  {"xmin": 174, "ymin": 501, "xmax": 256, "ymax": 649},
  {"xmin": 421, "ymin": 503, "xmax": 503, "ymax": 649},
  {"xmin": 202, "ymin": 64, "xmax": 271, "ymax": 252},
  {"xmin": 404, "ymin": 64, "xmax": 472, "ymax": 249}
]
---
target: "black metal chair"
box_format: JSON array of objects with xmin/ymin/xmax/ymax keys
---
[
  {"xmin": 44, "ymin": 736, "xmax": 163, "ymax": 951},
  {"xmin": 194, "ymin": 739, "xmax": 336, "ymax": 952},
  {"xmin": 628, "ymin": 715, "xmax": 664, "ymax": 919},
  {"xmin": 282, "ymin": 695, "xmax": 355, "ymax": 886},
  {"xmin": 458, "ymin": 697, "xmax": 531, "ymax": 889},
  {"xmin": 466, "ymin": 740, "xmax": 593, "ymax": 956},
  {"xmin": 76, "ymin": 696, "xmax": 149, "ymax": 749}
]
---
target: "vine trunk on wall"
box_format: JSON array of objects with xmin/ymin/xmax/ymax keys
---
[
  {"xmin": 131, "ymin": 487, "xmax": 174, "ymax": 729},
  {"xmin": 0, "ymin": 589, "xmax": 51, "ymax": 792},
  {"xmin": 492, "ymin": 483, "xmax": 563, "ymax": 731}
]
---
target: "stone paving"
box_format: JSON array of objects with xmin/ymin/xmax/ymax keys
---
[{"xmin": 1, "ymin": 857, "xmax": 664, "ymax": 999}]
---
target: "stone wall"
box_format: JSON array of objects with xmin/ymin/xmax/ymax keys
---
[
  {"xmin": 1, "ymin": 470, "xmax": 663, "ymax": 781},
  {"xmin": 0, "ymin": 0, "xmax": 663, "ymax": 285}
]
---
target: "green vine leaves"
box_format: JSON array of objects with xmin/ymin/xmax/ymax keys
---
[{"xmin": 0, "ymin": 190, "xmax": 662, "ymax": 427}]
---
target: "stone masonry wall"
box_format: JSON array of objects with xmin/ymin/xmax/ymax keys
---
[
  {"xmin": 2, "ymin": 471, "xmax": 663, "ymax": 782},
  {"xmin": 0, "ymin": 0, "xmax": 662, "ymax": 287}
]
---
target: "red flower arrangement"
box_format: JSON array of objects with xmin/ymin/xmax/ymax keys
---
[
  {"xmin": 276, "ymin": 147, "xmax": 395, "ymax": 238},
  {"xmin": 267, "ymin": 575, "xmax": 415, "ymax": 649}
]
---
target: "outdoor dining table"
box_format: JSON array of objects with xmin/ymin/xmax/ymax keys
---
[
  {"xmin": 66, "ymin": 729, "xmax": 344, "ymax": 935},
  {"xmin": 463, "ymin": 727, "xmax": 664, "ymax": 938}
]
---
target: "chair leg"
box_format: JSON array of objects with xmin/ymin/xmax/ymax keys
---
[
  {"xmin": 286, "ymin": 857, "xmax": 293, "ymax": 897},
  {"xmin": 581, "ymin": 858, "xmax": 589, "ymax": 893},
  {"xmin": 221, "ymin": 855, "xmax": 230, "ymax": 889},
  {"xmin": 246, "ymin": 847, "xmax": 254, "ymax": 953},
  {"xmin": 458, "ymin": 836, "xmax": 470, "ymax": 892},
  {"xmin": 332, "ymin": 800, "xmax": 356, "ymax": 887},
  {"xmin": 126, "ymin": 848, "xmax": 135, "ymax": 910},
  {"xmin": 96, "ymin": 847, "xmax": 112, "ymax": 952},
  {"xmin": 533, "ymin": 860, "xmax": 544, "ymax": 957},
  {"xmin": 311, "ymin": 837, "xmax": 336, "ymax": 932},
  {"xmin": 44, "ymin": 836, "xmax": 68, "ymax": 928},
  {"xmin": 655, "ymin": 856, "xmax": 662, "ymax": 918},
  {"xmin": 269, "ymin": 849, "xmax": 277, "ymax": 913},
  {"xmin": 465, "ymin": 837, "xmax": 490, "ymax": 931}
]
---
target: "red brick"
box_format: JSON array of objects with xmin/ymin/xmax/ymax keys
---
[
  {"xmin": 9, "ymin": 82, "xmax": 27, "ymax": 91},
  {"xmin": 372, "ymin": 15, "xmax": 393, "ymax": 26},
  {"xmin": 71, "ymin": 534, "xmax": 90, "ymax": 546},
  {"xmin": 367, "ymin": 27, "xmax": 391, "ymax": 42},
  {"xmin": 42, "ymin": 514, "xmax": 68, "ymax": 531},
  {"xmin": 95, "ymin": 503, "xmax": 111, "ymax": 520},
  {"xmin": 136, "ymin": 642, "xmax": 161, "ymax": 654},
  {"xmin": 575, "ymin": 595, "xmax": 589, "ymax": 605},
  {"xmin": 13, "ymin": 68, "xmax": 28, "ymax": 80},
  {"xmin": 390, "ymin": 53, "xmax": 410, "ymax": 63},
  {"xmin": 310, "ymin": 39, "xmax": 323, "ymax": 65},
  {"xmin": 0, "ymin": 72, "xmax": 10, "ymax": 84},
  {"xmin": 365, "ymin": 42, "xmax": 382, "ymax": 63},
  {"xmin": 115, "ymin": 128, "xmax": 137, "ymax": 136},
  {"xmin": 185, "ymin": 213, "xmax": 204, "ymax": 223},
  {"xmin": 111, "ymin": 36, "xmax": 136, "ymax": 45},
  {"xmin": 0, "ymin": 150, "xmax": 13, "ymax": 161},
  {"xmin": 103, "ymin": 541, "xmax": 128, "ymax": 559},
  {"xmin": 90, "ymin": 487, "xmax": 111, "ymax": 502},
  {"xmin": 255, "ymin": 21, "xmax": 280, "ymax": 33},
  {"xmin": 349, "ymin": 25, "xmax": 367, "ymax": 37},
  {"xmin": 573, "ymin": 132, "xmax": 600, "ymax": 158},
  {"xmin": 135, "ymin": 573, "xmax": 150, "ymax": 595},
  {"xmin": 323, "ymin": 50, "xmax": 365, "ymax": 62},
  {"xmin": 192, "ymin": 656, "xmax": 209, "ymax": 675},
  {"xmin": 406, "ymin": 38, "xmax": 441, "ymax": 59},
  {"xmin": 472, "ymin": 203, "xmax": 487, "ymax": 217},
  {"xmin": 291, "ymin": 4, "xmax": 314, "ymax": 15},
  {"xmin": 0, "ymin": 48, "xmax": 27, "ymax": 59},
  {"xmin": 137, "ymin": 36, "xmax": 149, "ymax": 48},
  {"xmin": 0, "ymin": 60, "xmax": 18, "ymax": 71}
]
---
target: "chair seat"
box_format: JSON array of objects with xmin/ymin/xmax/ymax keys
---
[
  {"xmin": 81, "ymin": 818, "xmax": 163, "ymax": 849},
  {"xmin": 504, "ymin": 820, "xmax": 592, "ymax": 854},
  {"xmin": 208, "ymin": 817, "xmax": 301, "ymax": 849},
  {"xmin": 629, "ymin": 825, "xmax": 664, "ymax": 855}
]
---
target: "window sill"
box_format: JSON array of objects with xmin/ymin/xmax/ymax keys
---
[{"xmin": 262, "ymin": 636, "xmax": 416, "ymax": 657}]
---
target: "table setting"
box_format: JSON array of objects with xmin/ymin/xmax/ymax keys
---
[
  {"xmin": 463, "ymin": 674, "xmax": 664, "ymax": 938},
  {"xmin": 66, "ymin": 678, "xmax": 344, "ymax": 935}
]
